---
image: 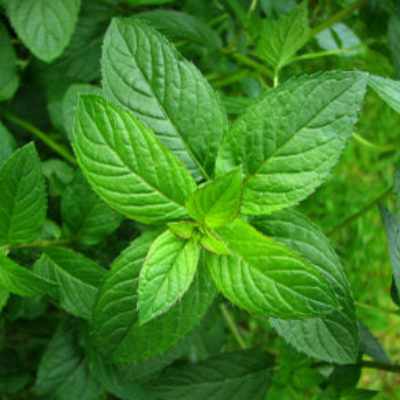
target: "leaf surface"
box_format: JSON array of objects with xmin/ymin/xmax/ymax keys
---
[{"xmin": 368, "ymin": 75, "xmax": 400, "ymax": 113}]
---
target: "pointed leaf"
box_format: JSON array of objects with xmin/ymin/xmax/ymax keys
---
[
  {"xmin": 138, "ymin": 231, "xmax": 200, "ymax": 324},
  {"xmin": 102, "ymin": 18, "xmax": 228, "ymax": 178},
  {"xmin": 208, "ymin": 219, "xmax": 338, "ymax": 319},
  {"xmin": 368, "ymin": 75, "xmax": 400, "ymax": 113},
  {"xmin": 186, "ymin": 168, "xmax": 242, "ymax": 228},
  {"xmin": 73, "ymin": 95, "xmax": 196, "ymax": 224},
  {"xmin": 216, "ymin": 71, "xmax": 367, "ymax": 215},
  {"xmin": 0, "ymin": 143, "xmax": 46, "ymax": 246},
  {"xmin": 7, "ymin": 0, "xmax": 81, "ymax": 62}
]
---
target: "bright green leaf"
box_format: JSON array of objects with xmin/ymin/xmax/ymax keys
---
[
  {"xmin": 216, "ymin": 71, "xmax": 368, "ymax": 216},
  {"xmin": 208, "ymin": 219, "xmax": 338, "ymax": 319},
  {"xmin": 256, "ymin": 2, "xmax": 309, "ymax": 70},
  {"xmin": 61, "ymin": 172, "xmax": 123, "ymax": 245},
  {"xmin": 34, "ymin": 247, "xmax": 106, "ymax": 319},
  {"xmin": 252, "ymin": 209, "xmax": 359, "ymax": 364},
  {"xmin": 138, "ymin": 231, "xmax": 200, "ymax": 325},
  {"xmin": 0, "ymin": 22, "xmax": 19, "ymax": 101},
  {"xmin": 368, "ymin": 75, "xmax": 400, "ymax": 113},
  {"xmin": 91, "ymin": 233, "xmax": 216, "ymax": 362},
  {"xmin": 102, "ymin": 18, "xmax": 228, "ymax": 179},
  {"xmin": 0, "ymin": 143, "xmax": 46, "ymax": 246},
  {"xmin": 186, "ymin": 168, "xmax": 242, "ymax": 228},
  {"xmin": 73, "ymin": 95, "xmax": 196, "ymax": 224},
  {"xmin": 7, "ymin": 0, "xmax": 81, "ymax": 62},
  {"xmin": 147, "ymin": 350, "xmax": 274, "ymax": 400},
  {"xmin": 168, "ymin": 221, "xmax": 196, "ymax": 240}
]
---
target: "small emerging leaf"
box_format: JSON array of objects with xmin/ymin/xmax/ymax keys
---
[
  {"xmin": 168, "ymin": 221, "xmax": 196, "ymax": 240},
  {"xmin": 138, "ymin": 231, "xmax": 200, "ymax": 324}
]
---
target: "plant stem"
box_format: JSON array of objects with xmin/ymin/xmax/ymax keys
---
[
  {"xmin": 1, "ymin": 111, "xmax": 77, "ymax": 165},
  {"xmin": 288, "ymin": 47, "xmax": 362, "ymax": 64},
  {"xmin": 213, "ymin": 70, "xmax": 249, "ymax": 88},
  {"xmin": 220, "ymin": 303, "xmax": 247, "ymax": 349},
  {"xmin": 352, "ymin": 132, "xmax": 397, "ymax": 153},
  {"xmin": 12, "ymin": 239, "xmax": 70, "ymax": 249},
  {"xmin": 327, "ymin": 186, "xmax": 393, "ymax": 235},
  {"xmin": 226, "ymin": 52, "xmax": 274, "ymax": 80},
  {"xmin": 248, "ymin": 0, "xmax": 258, "ymax": 14},
  {"xmin": 309, "ymin": 0, "xmax": 367, "ymax": 39}
]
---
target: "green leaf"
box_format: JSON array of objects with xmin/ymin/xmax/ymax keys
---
[
  {"xmin": 256, "ymin": 2, "xmax": 309, "ymax": 70},
  {"xmin": 34, "ymin": 247, "xmax": 106, "ymax": 319},
  {"xmin": 0, "ymin": 22, "xmax": 19, "ymax": 101},
  {"xmin": 168, "ymin": 221, "xmax": 196, "ymax": 240},
  {"xmin": 200, "ymin": 230, "xmax": 230, "ymax": 255},
  {"xmin": 138, "ymin": 231, "xmax": 200, "ymax": 324},
  {"xmin": 73, "ymin": 95, "xmax": 196, "ymax": 224},
  {"xmin": 0, "ymin": 122, "xmax": 16, "ymax": 168},
  {"xmin": 252, "ymin": 209, "xmax": 359, "ymax": 364},
  {"xmin": 35, "ymin": 319, "xmax": 103, "ymax": 400},
  {"xmin": 368, "ymin": 75, "xmax": 400, "ymax": 113},
  {"xmin": 135, "ymin": 10, "xmax": 221, "ymax": 51},
  {"xmin": 0, "ymin": 254, "xmax": 55, "ymax": 297},
  {"xmin": 359, "ymin": 323, "xmax": 390, "ymax": 364},
  {"xmin": 102, "ymin": 18, "xmax": 228, "ymax": 179},
  {"xmin": 389, "ymin": 15, "xmax": 400, "ymax": 78},
  {"xmin": 147, "ymin": 350, "xmax": 274, "ymax": 400},
  {"xmin": 7, "ymin": 0, "xmax": 81, "ymax": 62},
  {"xmin": 341, "ymin": 389, "xmax": 378, "ymax": 400},
  {"xmin": 47, "ymin": 0, "xmax": 116, "ymax": 82},
  {"xmin": 208, "ymin": 219, "xmax": 338, "ymax": 319},
  {"xmin": 62, "ymin": 83, "xmax": 103, "ymax": 141},
  {"xmin": 216, "ymin": 71, "xmax": 368, "ymax": 216},
  {"xmin": 91, "ymin": 233, "xmax": 216, "ymax": 362},
  {"xmin": 0, "ymin": 143, "xmax": 46, "ymax": 246},
  {"xmin": 0, "ymin": 287, "xmax": 9, "ymax": 312},
  {"xmin": 186, "ymin": 168, "xmax": 242, "ymax": 228},
  {"xmin": 42, "ymin": 159, "xmax": 75, "ymax": 197},
  {"xmin": 61, "ymin": 172, "xmax": 122, "ymax": 245}
]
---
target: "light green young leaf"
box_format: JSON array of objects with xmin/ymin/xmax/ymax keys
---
[
  {"xmin": 0, "ymin": 22, "xmax": 19, "ymax": 101},
  {"xmin": 73, "ymin": 95, "xmax": 196, "ymax": 224},
  {"xmin": 7, "ymin": 0, "xmax": 81, "ymax": 62},
  {"xmin": 147, "ymin": 350, "xmax": 274, "ymax": 400},
  {"xmin": 61, "ymin": 172, "xmax": 122, "ymax": 246},
  {"xmin": 0, "ymin": 143, "xmax": 46, "ymax": 246},
  {"xmin": 138, "ymin": 231, "xmax": 200, "ymax": 325},
  {"xmin": 368, "ymin": 75, "xmax": 400, "ymax": 113},
  {"xmin": 135, "ymin": 10, "xmax": 221, "ymax": 51},
  {"xmin": 186, "ymin": 168, "xmax": 242, "ymax": 228},
  {"xmin": 200, "ymin": 230, "xmax": 230, "ymax": 256},
  {"xmin": 35, "ymin": 319, "xmax": 103, "ymax": 400},
  {"xmin": 102, "ymin": 18, "xmax": 228, "ymax": 179},
  {"xmin": 0, "ymin": 122, "xmax": 16, "ymax": 168},
  {"xmin": 91, "ymin": 233, "xmax": 216, "ymax": 362},
  {"xmin": 207, "ymin": 219, "xmax": 338, "ymax": 319},
  {"xmin": 168, "ymin": 221, "xmax": 196, "ymax": 240},
  {"xmin": 62, "ymin": 83, "xmax": 103, "ymax": 141},
  {"xmin": 252, "ymin": 209, "xmax": 359, "ymax": 364},
  {"xmin": 256, "ymin": 1, "xmax": 309, "ymax": 70},
  {"xmin": 216, "ymin": 71, "xmax": 368, "ymax": 216},
  {"xmin": 0, "ymin": 254, "xmax": 55, "ymax": 298},
  {"xmin": 34, "ymin": 247, "xmax": 106, "ymax": 320}
]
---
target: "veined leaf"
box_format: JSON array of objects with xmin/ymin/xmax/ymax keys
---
[
  {"xmin": 216, "ymin": 71, "xmax": 367, "ymax": 216},
  {"xmin": 0, "ymin": 254, "xmax": 55, "ymax": 298},
  {"xmin": 34, "ymin": 247, "xmax": 106, "ymax": 319},
  {"xmin": 61, "ymin": 172, "xmax": 123, "ymax": 245},
  {"xmin": 7, "ymin": 0, "xmax": 81, "ymax": 62},
  {"xmin": 35, "ymin": 319, "xmax": 103, "ymax": 400},
  {"xmin": 0, "ymin": 22, "xmax": 19, "ymax": 101},
  {"xmin": 0, "ymin": 122, "xmax": 16, "ymax": 167},
  {"xmin": 208, "ymin": 219, "xmax": 338, "ymax": 319},
  {"xmin": 62, "ymin": 83, "xmax": 103, "ymax": 141},
  {"xmin": 73, "ymin": 95, "xmax": 196, "ymax": 224},
  {"xmin": 186, "ymin": 168, "xmax": 242, "ymax": 228},
  {"xmin": 102, "ymin": 18, "xmax": 228, "ymax": 179},
  {"xmin": 135, "ymin": 10, "xmax": 221, "ymax": 51},
  {"xmin": 0, "ymin": 143, "xmax": 46, "ymax": 246},
  {"xmin": 252, "ymin": 209, "xmax": 359, "ymax": 364},
  {"xmin": 138, "ymin": 231, "xmax": 200, "ymax": 325},
  {"xmin": 256, "ymin": 1, "xmax": 309, "ymax": 70},
  {"xmin": 91, "ymin": 233, "xmax": 216, "ymax": 362},
  {"xmin": 148, "ymin": 350, "xmax": 274, "ymax": 400},
  {"xmin": 368, "ymin": 75, "xmax": 400, "ymax": 113}
]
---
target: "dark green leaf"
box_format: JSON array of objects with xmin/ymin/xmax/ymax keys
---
[{"xmin": 0, "ymin": 121, "xmax": 16, "ymax": 167}]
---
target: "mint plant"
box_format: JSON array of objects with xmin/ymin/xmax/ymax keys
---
[{"xmin": 0, "ymin": 0, "xmax": 399, "ymax": 398}]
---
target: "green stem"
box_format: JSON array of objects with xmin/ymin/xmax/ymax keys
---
[
  {"xmin": 327, "ymin": 186, "xmax": 393, "ymax": 235},
  {"xmin": 288, "ymin": 47, "xmax": 362, "ymax": 64},
  {"xmin": 309, "ymin": 0, "xmax": 367, "ymax": 39},
  {"xmin": 213, "ymin": 70, "xmax": 249, "ymax": 88},
  {"xmin": 1, "ymin": 111, "xmax": 77, "ymax": 165},
  {"xmin": 12, "ymin": 239, "xmax": 70, "ymax": 249},
  {"xmin": 220, "ymin": 303, "xmax": 247, "ymax": 349},
  {"xmin": 226, "ymin": 52, "xmax": 274, "ymax": 80},
  {"xmin": 248, "ymin": 0, "xmax": 258, "ymax": 14},
  {"xmin": 352, "ymin": 132, "xmax": 397, "ymax": 153}
]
